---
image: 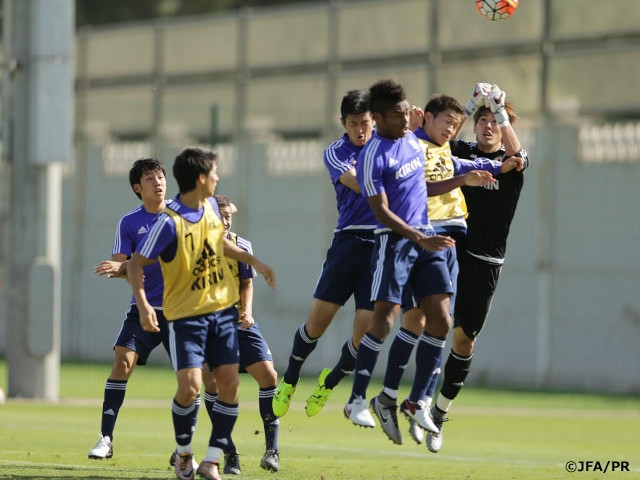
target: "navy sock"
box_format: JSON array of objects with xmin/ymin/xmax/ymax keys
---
[
  {"xmin": 203, "ymin": 390, "xmax": 218, "ymax": 425},
  {"xmin": 425, "ymin": 360, "xmax": 441, "ymax": 399},
  {"xmin": 382, "ymin": 328, "xmax": 419, "ymax": 396},
  {"xmin": 172, "ymin": 399, "xmax": 198, "ymax": 447},
  {"xmin": 209, "ymin": 400, "xmax": 238, "ymax": 452},
  {"xmin": 259, "ymin": 386, "xmax": 279, "ymax": 451},
  {"xmin": 409, "ymin": 334, "xmax": 445, "ymax": 403},
  {"xmin": 100, "ymin": 378, "xmax": 127, "ymax": 440},
  {"xmin": 324, "ymin": 337, "xmax": 357, "ymax": 390},
  {"xmin": 350, "ymin": 333, "xmax": 383, "ymax": 402},
  {"xmin": 283, "ymin": 325, "xmax": 319, "ymax": 385}
]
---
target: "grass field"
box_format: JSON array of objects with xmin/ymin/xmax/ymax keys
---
[{"xmin": 1, "ymin": 360, "xmax": 639, "ymax": 479}]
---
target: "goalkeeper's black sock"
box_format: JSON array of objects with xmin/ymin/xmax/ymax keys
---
[{"xmin": 439, "ymin": 350, "xmax": 473, "ymax": 402}]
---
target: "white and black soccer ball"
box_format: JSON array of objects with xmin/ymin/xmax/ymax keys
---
[{"xmin": 476, "ymin": 0, "xmax": 519, "ymax": 21}]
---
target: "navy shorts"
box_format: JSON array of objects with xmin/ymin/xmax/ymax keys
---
[
  {"xmin": 168, "ymin": 306, "xmax": 239, "ymax": 372},
  {"xmin": 238, "ymin": 322, "xmax": 273, "ymax": 372},
  {"xmin": 454, "ymin": 250, "xmax": 502, "ymax": 340},
  {"xmin": 313, "ymin": 230, "xmax": 375, "ymax": 311},
  {"xmin": 372, "ymin": 231, "xmax": 453, "ymax": 305},
  {"xmin": 113, "ymin": 304, "xmax": 170, "ymax": 365},
  {"xmin": 401, "ymin": 238, "xmax": 461, "ymax": 312}
]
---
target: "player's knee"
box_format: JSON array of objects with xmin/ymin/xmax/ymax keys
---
[{"xmin": 452, "ymin": 329, "xmax": 475, "ymax": 356}]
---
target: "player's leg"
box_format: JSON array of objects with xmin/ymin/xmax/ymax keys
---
[
  {"xmin": 89, "ymin": 305, "xmax": 160, "ymax": 460},
  {"xmin": 245, "ymin": 360, "xmax": 280, "ymax": 472},
  {"xmin": 273, "ymin": 299, "xmax": 340, "ymax": 417},
  {"xmin": 306, "ymin": 308, "xmax": 372, "ymax": 417},
  {"xmin": 399, "ymin": 249, "xmax": 453, "ymax": 437},
  {"xmin": 383, "ymin": 308, "xmax": 425, "ymax": 443},
  {"xmin": 371, "ymin": 306, "xmax": 421, "ymax": 445},
  {"xmin": 88, "ymin": 346, "xmax": 137, "ymax": 459},
  {"xmin": 350, "ymin": 232, "xmax": 413, "ymax": 429},
  {"xmin": 240, "ymin": 323, "xmax": 280, "ymax": 472},
  {"xmin": 196, "ymin": 307, "xmax": 240, "ymax": 480},
  {"xmin": 172, "ymin": 366, "xmax": 203, "ymax": 479},
  {"xmin": 429, "ymin": 255, "xmax": 498, "ymax": 453},
  {"xmin": 169, "ymin": 316, "xmax": 210, "ymax": 479},
  {"xmin": 307, "ymin": 235, "xmax": 375, "ymax": 416},
  {"xmin": 348, "ymin": 300, "xmax": 399, "ymax": 429}
]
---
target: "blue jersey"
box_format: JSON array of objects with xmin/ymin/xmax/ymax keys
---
[
  {"xmin": 356, "ymin": 130, "xmax": 429, "ymax": 231},
  {"xmin": 231, "ymin": 233, "xmax": 255, "ymax": 281},
  {"xmin": 113, "ymin": 201, "xmax": 169, "ymax": 307},
  {"xmin": 324, "ymin": 133, "xmax": 377, "ymax": 231}
]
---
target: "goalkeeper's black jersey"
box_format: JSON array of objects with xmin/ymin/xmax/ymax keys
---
[{"xmin": 450, "ymin": 140, "xmax": 529, "ymax": 261}]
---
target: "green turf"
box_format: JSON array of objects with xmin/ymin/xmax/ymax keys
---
[{"xmin": 1, "ymin": 360, "xmax": 639, "ymax": 479}]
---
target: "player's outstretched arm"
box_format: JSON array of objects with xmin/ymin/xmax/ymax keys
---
[
  {"xmin": 427, "ymin": 170, "xmax": 495, "ymax": 196},
  {"xmin": 94, "ymin": 254, "xmax": 128, "ymax": 279},
  {"xmin": 487, "ymin": 85, "xmax": 522, "ymax": 155},
  {"xmin": 127, "ymin": 252, "xmax": 160, "ymax": 332},
  {"xmin": 223, "ymin": 237, "xmax": 276, "ymax": 289},
  {"xmin": 367, "ymin": 192, "xmax": 455, "ymax": 252}
]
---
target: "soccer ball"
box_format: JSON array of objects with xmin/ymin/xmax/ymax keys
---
[
  {"xmin": 476, "ymin": 0, "xmax": 519, "ymax": 21},
  {"xmin": 0, "ymin": 387, "xmax": 5, "ymax": 406}
]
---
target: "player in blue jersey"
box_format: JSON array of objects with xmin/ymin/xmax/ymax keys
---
[
  {"xmin": 272, "ymin": 89, "xmax": 377, "ymax": 418},
  {"xmin": 203, "ymin": 194, "xmax": 280, "ymax": 474},
  {"xmin": 373, "ymin": 92, "xmax": 523, "ymax": 445},
  {"xmin": 88, "ymin": 158, "xmax": 181, "ymax": 461},
  {"xmin": 127, "ymin": 147, "xmax": 276, "ymax": 480},
  {"xmin": 425, "ymin": 85, "xmax": 529, "ymax": 453},
  {"xmin": 344, "ymin": 79, "xmax": 463, "ymax": 444}
]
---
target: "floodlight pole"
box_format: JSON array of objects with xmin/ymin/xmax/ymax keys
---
[{"xmin": 1, "ymin": 0, "xmax": 74, "ymax": 400}]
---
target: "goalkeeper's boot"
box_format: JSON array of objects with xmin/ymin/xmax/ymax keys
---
[
  {"xmin": 426, "ymin": 406, "xmax": 448, "ymax": 453},
  {"xmin": 408, "ymin": 417, "xmax": 425, "ymax": 444}
]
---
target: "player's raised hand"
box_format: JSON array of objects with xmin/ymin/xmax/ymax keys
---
[
  {"xmin": 486, "ymin": 85, "xmax": 506, "ymax": 112},
  {"xmin": 487, "ymin": 85, "xmax": 510, "ymax": 127},
  {"xmin": 500, "ymin": 156, "xmax": 524, "ymax": 172},
  {"xmin": 465, "ymin": 82, "xmax": 492, "ymax": 116},
  {"xmin": 463, "ymin": 170, "xmax": 496, "ymax": 187},
  {"xmin": 418, "ymin": 234, "xmax": 456, "ymax": 252},
  {"xmin": 408, "ymin": 105, "xmax": 425, "ymax": 131}
]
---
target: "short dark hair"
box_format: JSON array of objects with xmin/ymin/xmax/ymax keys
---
[
  {"xmin": 423, "ymin": 94, "xmax": 464, "ymax": 118},
  {"xmin": 340, "ymin": 89, "xmax": 370, "ymax": 119},
  {"xmin": 214, "ymin": 193, "xmax": 231, "ymax": 209},
  {"xmin": 172, "ymin": 147, "xmax": 218, "ymax": 194},
  {"xmin": 368, "ymin": 79, "xmax": 407, "ymax": 115},
  {"xmin": 128, "ymin": 158, "xmax": 166, "ymax": 200},
  {"xmin": 474, "ymin": 100, "xmax": 518, "ymax": 125}
]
